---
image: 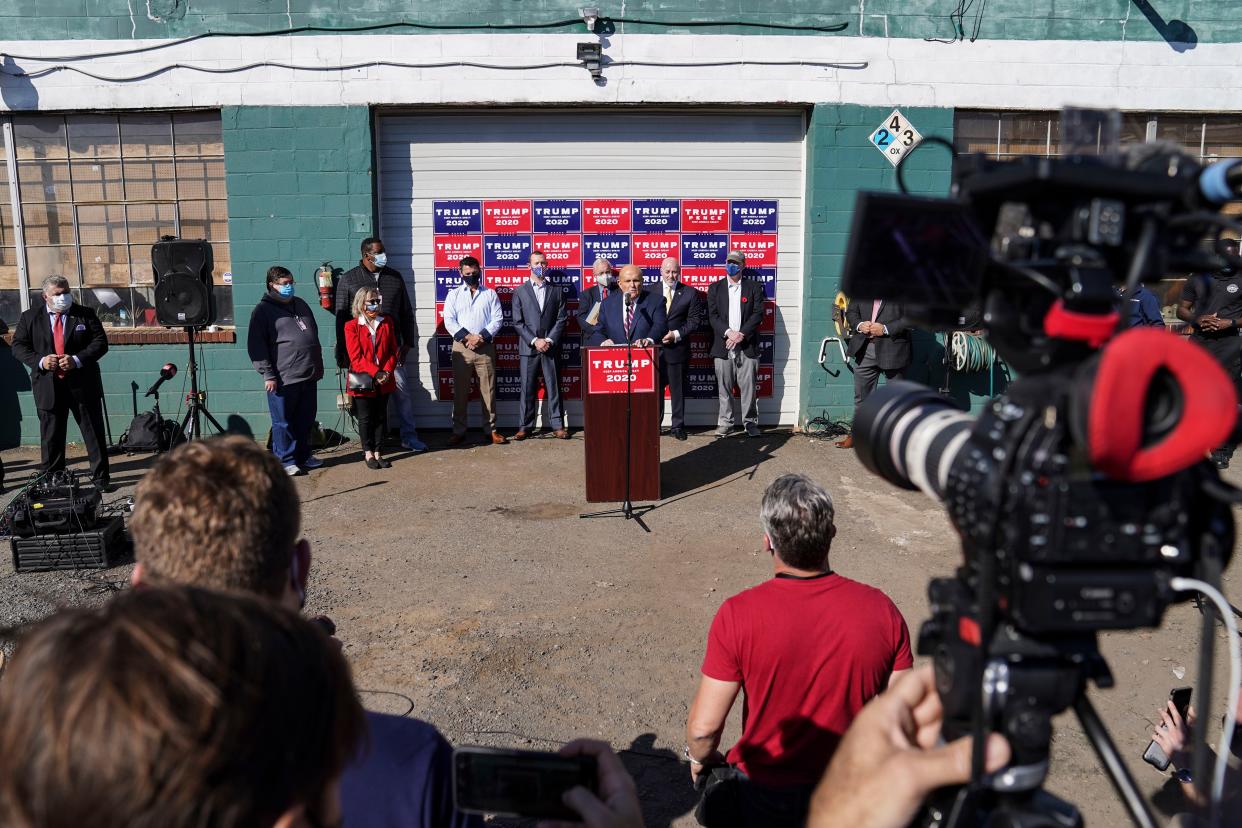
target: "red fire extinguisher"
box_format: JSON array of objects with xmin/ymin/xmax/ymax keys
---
[{"xmin": 316, "ymin": 261, "xmax": 334, "ymax": 310}]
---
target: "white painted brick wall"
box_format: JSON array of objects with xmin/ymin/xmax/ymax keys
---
[{"xmin": 0, "ymin": 33, "xmax": 1237, "ymax": 112}]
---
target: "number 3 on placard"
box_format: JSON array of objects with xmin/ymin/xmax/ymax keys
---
[{"xmin": 874, "ymin": 128, "xmax": 892, "ymax": 148}]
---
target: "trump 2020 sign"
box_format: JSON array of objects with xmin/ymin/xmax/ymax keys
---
[{"xmin": 432, "ymin": 198, "xmax": 778, "ymax": 402}]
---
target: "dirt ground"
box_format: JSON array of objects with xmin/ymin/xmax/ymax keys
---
[{"xmin": 0, "ymin": 429, "xmax": 1238, "ymax": 827}]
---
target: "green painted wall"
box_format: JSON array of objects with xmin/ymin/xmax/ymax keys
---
[
  {"xmin": 1, "ymin": 105, "xmax": 372, "ymax": 449},
  {"xmin": 1, "ymin": 0, "xmax": 1236, "ymax": 43},
  {"xmin": 799, "ymin": 103, "xmax": 983, "ymax": 426}
]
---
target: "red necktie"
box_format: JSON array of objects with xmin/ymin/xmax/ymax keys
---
[
  {"xmin": 624, "ymin": 300, "xmax": 634, "ymax": 338},
  {"xmin": 602, "ymin": 287, "xmax": 609, "ymax": 299},
  {"xmin": 53, "ymin": 314, "xmax": 66, "ymax": 378}
]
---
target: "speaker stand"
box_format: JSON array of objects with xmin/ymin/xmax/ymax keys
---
[{"xmin": 180, "ymin": 326, "xmax": 225, "ymax": 441}]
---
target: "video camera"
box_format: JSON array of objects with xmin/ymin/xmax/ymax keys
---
[{"xmin": 840, "ymin": 109, "xmax": 1242, "ymax": 826}]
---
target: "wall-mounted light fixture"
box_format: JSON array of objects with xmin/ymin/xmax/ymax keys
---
[
  {"xmin": 580, "ymin": 7, "xmax": 600, "ymax": 33},
  {"xmin": 576, "ymin": 42, "xmax": 603, "ymax": 81}
]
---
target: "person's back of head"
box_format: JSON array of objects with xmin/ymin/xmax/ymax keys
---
[
  {"xmin": 0, "ymin": 585, "xmax": 365, "ymax": 828},
  {"xmin": 761, "ymin": 473, "xmax": 836, "ymax": 571},
  {"xmin": 129, "ymin": 435, "xmax": 303, "ymax": 605}
]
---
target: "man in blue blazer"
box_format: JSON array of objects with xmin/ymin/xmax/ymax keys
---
[
  {"xmin": 510, "ymin": 250, "xmax": 569, "ymax": 440},
  {"xmin": 590, "ymin": 264, "xmax": 668, "ymax": 349}
]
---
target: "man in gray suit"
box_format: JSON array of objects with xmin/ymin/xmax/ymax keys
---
[{"xmin": 511, "ymin": 250, "xmax": 569, "ymax": 440}]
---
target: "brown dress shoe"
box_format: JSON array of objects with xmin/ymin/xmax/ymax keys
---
[
  {"xmin": 448, "ymin": 433, "xmax": 465, "ymax": 446},
  {"xmin": 513, "ymin": 430, "xmax": 528, "ymax": 441},
  {"xmin": 490, "ymin": 431, "xmax": 509, "ymax": 445},
  {"xmin": 553, "ymin": 429, "xmax": 570, "ymax": 439},
  {"xmin": 835, "ymin": 434, "xmax": 854, "ymax": 449}
]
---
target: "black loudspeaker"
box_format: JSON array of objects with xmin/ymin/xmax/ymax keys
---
[{"xmin": 152, "ymin": 238, "xmax": 216, "ymax": 327}]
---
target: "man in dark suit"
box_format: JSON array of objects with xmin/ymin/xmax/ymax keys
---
[
  {"xmin": 707, "ymin": 251, "xmax": 765, "ymax": 438},
  {"xmin": 333, "ymin": 237, "xmax": 425, "ymax": 453},
  {"xmin": 511, "ymin": 250, "xmax": 569, "ymax": 440},
  {"xmin": 576, "ymin": 257, "xmax": 617, "ymax": 345},
  {"xmin": 590, "ymin": 264, "xmax": 668, "ymax": 348},
  {"xmin": 838, "ymin": 297, "xmax": 911, "ymax": 449},
  {"xmin": 655, "ymin": 257, "xmax": 704, "ymax": 441},
  {"xmin": 11, "ymin": 275, "xmax": 111, "ymax": 485}
]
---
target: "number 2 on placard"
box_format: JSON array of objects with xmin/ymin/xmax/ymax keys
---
[{"xmin": 874, "ymin": 129, "xmax": 892, "ymax": 148}]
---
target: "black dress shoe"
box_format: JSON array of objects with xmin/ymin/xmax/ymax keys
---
[
  {"xmin": 377, "ymin": 457, "xmax": 393, "ymax": 468},
  {"xmin": 93, "ymin": 478, "xmax": 116, "ymax": 493},
  {"xmin": 672, "ymin": 428, "xmax": 687, "ymax": 441},
  {"xmin": 365, "ymin": 457, "xmax": 381, "ymax": 470}
]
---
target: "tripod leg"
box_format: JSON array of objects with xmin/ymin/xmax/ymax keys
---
[
  {"xmin": 1072, "ymin": 695, "xmax": 1157, "ymax": 828},
  {"xmin": 199, "ymin": 405, "xmax": 227, "ymax": 435}
]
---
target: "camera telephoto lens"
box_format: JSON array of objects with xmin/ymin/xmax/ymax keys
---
[{"xmin": 852, "ymin": 380, "xmax": 975, "ymax": 501}]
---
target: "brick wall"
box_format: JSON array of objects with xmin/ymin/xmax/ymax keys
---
[
  {"xmin": 798, "ymin": 104, "xmax": 961, "ymax": 425},
  {"xmin": 3, "ymin": 0, "xmax": 1239, "ymax": 43},
  {"xmin": 0, "ymin": 106, "xmax": 372, "ymax": 447}
]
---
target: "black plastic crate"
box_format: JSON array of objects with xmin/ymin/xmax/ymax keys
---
[{"xmin": 11, "ymin": 516, "xmax": 130, "ymax": 573}]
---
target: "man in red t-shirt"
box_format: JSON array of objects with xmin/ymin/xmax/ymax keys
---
[{"xmin": 685, "ymin": 473, "xmax": 913, "ymax": 827}]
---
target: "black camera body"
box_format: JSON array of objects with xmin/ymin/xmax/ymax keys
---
[{"xmin": 841, "ymin": 110, "xmax": 1242, "ymax": 823}]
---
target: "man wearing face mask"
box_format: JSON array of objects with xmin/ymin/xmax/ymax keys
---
[
  {"xmin": 511, "ymin": 250, "xmax": 569, "ymax": 440},
  {"xmin": 11, "ymin": 274, "xmax": 111, "ymax": 487},
  {"xmin": 334, "ymin": 237, "xmax": 426, "ymax": 453},
  {"xmin": 443, "ymin": 256, "xmax": 506, "ymax": 446},
  {"xmin": 577, "ymin": 258, "xmax": 617, "ymax": 345},
  {"xmin": 247, "ymin": 266, "xmax": 325, "ymax": 475},
  {"xmin": 657, "ymin": 257, "xmax": 705, "ymax": 441},
  {"xmin": 707, "ymin": 251, "xmax": 765, "ymax": 438},
  {"xmin": 1178, "ymin": 238, "xmax": 1242, "ymax": 469}
]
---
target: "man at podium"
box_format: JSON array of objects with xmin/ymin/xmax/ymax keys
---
[{"xmin": 590, "ymin": 264, "xmax": 668, "ymax": 348}]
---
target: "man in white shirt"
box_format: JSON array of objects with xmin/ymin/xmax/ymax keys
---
[
  {"xmin": 510, "ymin": 250, "xmax": 569, "ymax": 440},
  {"xmin": 707, "ymin": 251, "xmax": 765, "ymax": 438},
  {"xmin": 443, "ymin": 256, "xmax": 507, "ymax": 446}
]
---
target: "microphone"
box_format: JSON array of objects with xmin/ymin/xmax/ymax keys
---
[{"xmin": 145, "ymin": 363, "xmax": 178, "ymax": 397}]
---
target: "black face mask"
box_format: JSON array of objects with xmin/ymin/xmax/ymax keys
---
[{"xmin": 461, "ymin": 272, "xmax": 480, "ymax": 286}]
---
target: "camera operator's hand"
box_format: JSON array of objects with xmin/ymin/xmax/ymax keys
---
[
  {"xmin": 538, "ymin": 739, "xmax": 644, "ymax": 828},
  {"xmin": 807, "ymin": 666, "xmax": 1011, "ymax": 828}
]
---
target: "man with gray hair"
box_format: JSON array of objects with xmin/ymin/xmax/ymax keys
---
[
  {"xmin": 684, "ymin": 473, "xmax": 912, "ymax": 828},
  {"xmin": 11, "ymin": 274, "xmax": 111, "ymax": 487}
]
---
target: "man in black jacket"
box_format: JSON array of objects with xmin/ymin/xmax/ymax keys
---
[
  {"xmin": 334, "ymin": 237, "xmax": 426, "ymax": 453},
  {"xmin": 11, "ymin": 275, "xmax": 111, "ymax": 486},
  {"xmin": 576, "ymin": 257, "xmax": 617, "ymax": 345},
  {"xmin": 656, "ymin": 257, "xmax": 705, "ymax": 440},
  {"xmin": 707, "ymin": 251, "xmax": 765, "ymax": 438},
  {"xmin": 838, "ymin": 298, "xmax": 911, "ymax": 449}
]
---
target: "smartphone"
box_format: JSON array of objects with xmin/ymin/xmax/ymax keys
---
[
  {"xmin": 1142, "ymin": 687, "xmax": 1193, "ymax": 771},
  {"xmin": 453, "ymin": 746, "xmax": 598, "ymax": 820}
]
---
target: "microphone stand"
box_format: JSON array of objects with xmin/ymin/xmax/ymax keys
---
[{"xmin": 580, "ymin": 296, "xmax": 655, "ymax": 532}]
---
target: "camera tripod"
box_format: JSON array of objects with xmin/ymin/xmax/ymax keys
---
[
  {"xmin": 921, "ymin": 577, "xmax": 1158, "ymax": 828},
  {"xmin": 179, "ymin": 325, "xmax": 224, "ymax": 442}
]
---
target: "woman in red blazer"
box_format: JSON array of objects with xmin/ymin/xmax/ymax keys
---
[{"xmin": 345, "ymin": 287, "xmax": 399, "ymax": 469}]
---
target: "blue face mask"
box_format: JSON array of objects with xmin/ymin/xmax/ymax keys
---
[
  {"xmin": 725, "ymin": 262, "xmax": 743, "ymax": 277},
  {"xmin": 275, "ymin": 283, "xmax": 295, "ymax": 298},
  {"xmin": 531, "ymin": 265, "xmax": 546, "ymax": 278},
  {"xmin": 372, "ymin": 253, "xmax": 387, "ymax": 269}
]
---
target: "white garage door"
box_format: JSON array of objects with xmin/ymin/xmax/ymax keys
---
[{"xmin": 376, "ymin": 108, "xmax": 805, "ymax": 429}]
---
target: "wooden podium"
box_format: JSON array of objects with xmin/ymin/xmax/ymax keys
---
[{"xmin": 582, "ymin": 345, "xmax": 660, "ymax": 503}]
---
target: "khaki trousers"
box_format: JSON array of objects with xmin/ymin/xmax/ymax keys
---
[{"xmin": 451, "ymin": 340, "xmax": 498, "ymax": 434}]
